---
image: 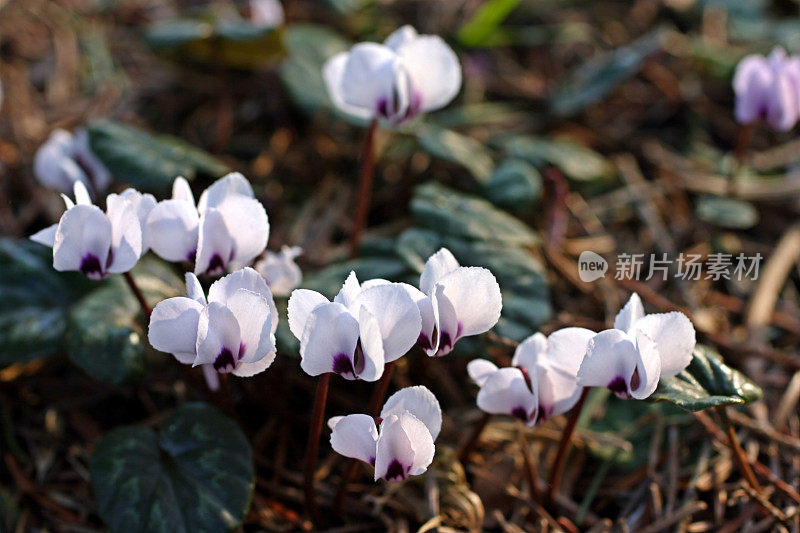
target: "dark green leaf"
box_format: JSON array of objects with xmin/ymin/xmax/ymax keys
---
[
  {"xmin": 494, "ymin": 134, "xmax": 612, "ymax": 182},
  {"xmin": 145, "ymin": 19, "xmax": 285, "ymax": 70},
  {"xmin": 696, "ymin": 196, "xmax": 759, "ymax": 229},
  {"xmin": 411, "ymin": 182, "xmax": 539, "ymax": 245},
  {"xmin": 87, "ymin": 120, "xmax": 229, "ymax": 192},
  {"xmin": 483, "ymin": 158, "xmax": 542, "ymax": 209},
  {"xmin": 0, "ymin": 239, "xmax": 96, "ymax": 364},
  {"xmin": 549, "ymin": 28, "xmax": 663, "ymax": 117},
  {"xmin": 415, "ymin": 123, "xmax": 495, "ymax": 183},
  {"xmin": 651, "ymin": 344, "xmax": 763, "ymax": 411},
  {"xmin": 457, "ymin": 0, "xmax": 523, "ymax": 48},
  {"xmin": 90, "ymin": 403, "xmax": 254, "ymax": 533},
  {"xmin": 66, "ymin": 258, "xmax": 183, "ymax": 384}
]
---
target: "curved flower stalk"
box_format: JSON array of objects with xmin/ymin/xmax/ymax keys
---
[
  {"xmin": 403, "ymin": 248, "xmax": 502, "ymax": 357},
  {"xmin": 145, "ymin": 173, "xmax": 269, "ymax": 277},
  {"xmin": 34, "ymin": 128, "xmax": 111, "ymax": 196},
  {"xmin": 468, "ymin": 328, "xmax": 594, "ymax": 425},
  {"xmin": 287, "ymin": 271, "xmax": 421, "ymax": 381},
  {"xmin": 734, "ymin": 47, "xmax": 800, "ymax": 131},
  {"xmin": 329, "ymin": 385, "xmax": 441, "ymax": 482},
  {"xmin": 30, "ymin": 181, "xmax": 150, "ymax": 279},
  {"xmin": 249, "ymin": 0, "xmax": 284, "ymax": 27},
  {"xmin": 148, "ymin": 267, "xmax": 278, "ymax": 384},
  {"xmin": 255, "ymin": 245, "xmax": 303, "ymax": 297},
  {"xmin": 323, "ymin": 25, "xmax": 461, "ymax": 125},
  {"xmin": 577, "ymin": 293, "xmax": 696, "ymax": 400}
]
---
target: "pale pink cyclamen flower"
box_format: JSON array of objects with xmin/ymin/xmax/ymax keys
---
[
  {"xmin": 145, "ymin": 173, "xmax": 269, "ymax": 277},
  {"xmin": 287, "ymin": 272, "xmax": 421, "ymax": 382},
  {"xmin": 30, "ymin": 181, "xmax": 153, "ymax": 279},
  {"xmin": 405, "ymin": 248, "xmax": 502, "ymax": 357},
  {"xmin": 148, "ymin": 267, "xmax": 278, "ymax": 389},
  {"xmin": 323, "ymin": 25, "xmax": 461, "ymax": 124},
  {"xmin": 733, "ymin": 47, "xmax": 800, "ymax": 131},
  {"xmin": 329, "ymin": 385, "xmax": 441, "ymax": 482},
  {"xmin": 255, "ymin": 245, "xmax": 303, "ymax": 297},
  {"xmin": 468, "ymin": 328, "xmax": 594, "ymax": 425},
  {"xmin": 249, "ymin": 0, "xmax": 284, "ymax": 27},
  {"xmin": 34, "ymin": 128, "xmax": 111, "ymax": 196},
  {"xmin": 577, "ymin": 293, "xmax": 696, "ymax": 400}
]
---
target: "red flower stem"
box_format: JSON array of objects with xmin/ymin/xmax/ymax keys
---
[
  {"xmin": 518, "ymin": 422, "xmax": 542, "ymax": 504},
  {"xmin": 348, "ymin": 117, "xmax": 378, "ymax": 258},
  {"xmin": 718, "ymin": 406, "xmax": 762, "ymax": 494},
  {"xmin": 547, "ymin": 388, "xmax": 588, "ymax": 505},
  {"xmin": 457, "ymin": 412, "xmax": 491, "ymax": 465},
  {"xmin": 303, "ymin": 373, "xmax": 330, "ymax": 526},
  {"xmin": 122, "ymin": 272, "xmax": 151, "ymax": 318}
]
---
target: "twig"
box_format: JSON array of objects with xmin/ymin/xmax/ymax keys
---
[
  {"xmin": 303, "ymin": 373, "xmax": 330, "ymax": 526},
  {"xmin": 717, "ymin": 407, "xmax": 762, "ymax": 494},
  {"xmin": 348, "ymin": 117, "xmax": 378, "ymax": 258},
  {"xmin": 548, "ymin": 388, "xmax": 589, "ymax": 505},
  {"xmin": 734, "ymin": 123, "xmax": 754, "ymax": 166},
  {"xmin": 123, "ymin": 271, "xmax": 152, "ymax": 318},
  {"xmin": 636, "ymin": 501, "xmax": 708, "ymax": 533}
]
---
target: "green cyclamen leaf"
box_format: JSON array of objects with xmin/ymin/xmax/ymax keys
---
[
  {"xmin": 651, "ymin": 344, "xmax": 763, "ymax": 411},
  {"xmin": 90, "ymin": 403, "xmax": 254, "ymax": 533},
  {"xmin": 87, "ymin": 120, "xmax": 229, "ymax": 192},
  {"xmin": 415, "ymin": 123, "xmax": 495, "ymax": 184}
]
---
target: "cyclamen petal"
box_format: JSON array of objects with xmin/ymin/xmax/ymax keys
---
[
  {"xmin": 249, "ymin": 0, "xmax": 284, "ymax": 27},
  {"xmin": 148, "ymin": 297, "xmax": 204, "ymax": 364},
  {"xmin": 381, "ymin": 385, "xmax": 442, "ymax": 440},
  {"xmin": 329, "ymin": 414, "xmax": 379, "ymax": 465},
  {"xmin": 475, "ymin": 367, "xmax": 537, "ymax": 423},
  {"xmin": 33, "ymin": 128, "xmax": 110, "ymax": 195},
  {"xmin": 255, "ymin": 246, "xmax": 303, "ymax": 296},
  {"xmin": 733, "ymin": 46, "xmax": 800, "ymax": 131},
  {"xmin": 322, "ymin": 25, "xmax": 461, "ymax": 124},
  {"xmin": 375, "ymin": 413, "xmax": 435, "ymax": 481}
]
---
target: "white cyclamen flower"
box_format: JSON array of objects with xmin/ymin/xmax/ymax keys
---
[
  {"xmin": 250, "ymin": 0, "xmax": 284, "ymax": 27},
  {"xmin": 329, "ymin": 385, "xmax": 441, "ymax": 482},
  {"xmin": 577, "ymin": 293, "xmax": 696, "ymax": 400},
  {"xmin": 287, "ymin": 271, "xmax": 421, "ymax": 382},
  {"xmin": 145, "ymin": 173, "xmax": 269, "ymax": 276},
  {"xmin": 34, "ymin": 128, "xmax": 111, "ymax": 196},
  {"xmin": 323, "ymin": 25, "xmax": 461, "ymax": 124},
  {"xmin": 254, "ymin": 245, "xmax": 303, "ymax": 297},
  {"xmin": 30, "ymin": 181, "xmax": 147, "ymax": 279},
  {"xmin": 468, "ymin": 328, "xmax": 594, "ymax": 425},
  {"xmin": 148, "ymin": 267, "xmax": 278, "ymax": 378},
  {"xmin": 406, "ymin": 248, "xmax": 502, "ymax": 357}
]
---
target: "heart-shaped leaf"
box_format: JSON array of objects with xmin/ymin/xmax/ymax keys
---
[
  {"xmin": 651, "ymin": 344, "xmax": 763, "ymax": 411},
  {"xmin": 0, "ymin": 239, "xmax": 96, "ymax": 364},
  {"xmin": 411, "ymin": 182, "xmax": 539, "ymax": 246},
  {"xmin": 87, "ymin": 120, "xmax": 229, "ymax": 192},
  {"xmin": 90, "ymin": 403, "xmax": 254, "ymax": 533},
  {"xmin": 494, "ymin": 134, "xmax": 612, "ymax": 182},
  {"xmin": 67, "ymin": 258, "xmax": 183, "ymax": 384},
  {"xmin": 549, "ymin": 28, "xmax": 663, "ymax": 117},
  {"xmin": 415, "ymin": 123, "xmax": 495, "ymax": 183},
  {"xmin": 483, "ymin": 158, "xmax": 542, "ymax": 210}
]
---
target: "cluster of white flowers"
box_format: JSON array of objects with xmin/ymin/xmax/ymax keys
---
[{"xmin": 468, "ymin": 293, "xmax": 696, "ymax": 426}]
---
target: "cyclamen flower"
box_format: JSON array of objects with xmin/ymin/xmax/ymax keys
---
[
  {"xmin": 145, "ymin": 173, "xmax": 269, "ymax": 276},
  {"xmin": 287, "ymin": 272, "xmax": 421, "ymax": 382},
  {"xmin": 250, "ymin": 0, "xmax": 284, "ymax": 27},
  {"xmin": 255, "ymin": 245, "xmax": 303, "ymax": 297},
  {"xmin": 30, "ymin": 181, "xmax": 149, "ymax": 279},
  {"xmin": 408, "ymin": 248, "xmax": 502, "ymax": 357},
  {"xmin": 34, "ymin": 129, "xmax": 111, "ymax": 196},
  {"xmin": 148, "ymin": 267, "xmax": 278, "ymax": 380},
  {"xmin": 733, "ymin": 47, "xmax": 800, "ymax": 131},
  {"xmin": 323, "ymin": 25, "xmax": 461, "ymax": 124},
  {"xmin": 329, "ymin": 385, "xmax": 441, "ymax": 482},
  {"xmin": 577, "ymin": 293, "xmax": 696, "ymax": 400},
  {"xmin": 468, "ymin": 328, "xmax": 594, "ymax": 425}
]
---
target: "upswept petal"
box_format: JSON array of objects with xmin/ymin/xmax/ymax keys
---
[
  {"xmin": 629, "ymin": 331, "xmax": 662, "ymax": 400},
  {"xmin": 544, "ymin": 327, "xmax": 595, "ymax": 375},
  {"xmin": 30, "ymin": 224, "xmax": 58, "ymax": 248},
  {"xmin": 226, "ymin": 289, "xmax": 274, "ymax": 365},
  {"xmin": 329, "ymin": 414, "xmax": 379, "ymax": 466},
  {"xmin": 576, "ymin": 329, "xmax": 637, "ymax": 393},
  {"xmin": 435, "ymin": 266, "xmax": 502, "ymax": 338},
  {"xmin": 52, "ymin": 204, "xmax": 112, "ymax": 279},
  {"xmin": 467, "ymin": 359, "xmax": 499, "ymax": 387},
  {"xmin": 145, "ymin": 199, "xmax": 200, "ymax": 263},
  {"xmin": 172, "ymin": 176, "xmax": 195, "ymax": 204},
  {"xmin": 195, "ymin": 208, "xmax": 234, "ymax": 276},
  {"xmin": 614, "ymin": 293, "xmax": 645, "ymax": 334},
  {"xmin": 299, "ymin": 302, "xmax": 360, "ymax": 378},
  {"xmin": 397, "ymin": 35, "xmax": 461, "ymax": 113},
  {"xmin": 634, "ymin": 311, "xmax": 695, "ymax": 377},
  {"xmin": 73, "ymin": 181, "xmax": 92, "ymax": 206},
  {"xmin": 334, "ymin": 270, "xmax": 362, "ymax": 307},
  {"xmin": 355, "ymin": 307, "xmax": 386, "ymax": 382},
  {"xmin": 322, "ymin": 52, "xmax": 374, "ymax": 120},
  {"xmin": 287, "ymin": 289, "xmax": 329, "ymax": 339},
  {"xmin": 383, "ymin": 25, "xmax": 418, "ymax": 51},
  {"xmin": 185, "ymin": 272, "xmax": 207, "ymax": 305},
  {"xmin": 195, "ymin": 302, "xmax": 241, "ymax": 370},
  {"xmin": 148, "ymin": 297, "xmax": 204, "ymax": 364},
  {"xmin": 374, "ymin": 413, "xmax": 434, "ymax": 481},
  {"xmin": 419, "ymin": 247, "xmax": 459, "ymax": 295},
  {"xmin": 105, "ymin": 194, "xmax": 142, "ymax": 274},
  {"xmin": 197, "ymin": 172, "xmax": 254, "ymax": 213},
  {"xmin": 208, "ymin": 267, "xmax": 278, "ymax": 335},
  {"xmin": 476, "ymin": 367, "xmax": 537, "ymax": 422},
  {"xmin": 340, "ymin": 43, "xmax": 403, "ymax": 115},
  {"xmin": 381, "ymin": 385, "xmax": 442, "ymax": 440},
  {"xmin": 354, "ymin": 283, "xmax": 421, "ymax": 362},
  {"xmin": 511, "ymin": 332, "xmax": 547, "ymax": 371},
  {"xmin": 215, "ymin": 195, "xmax": 269, "ymax": 267}
]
